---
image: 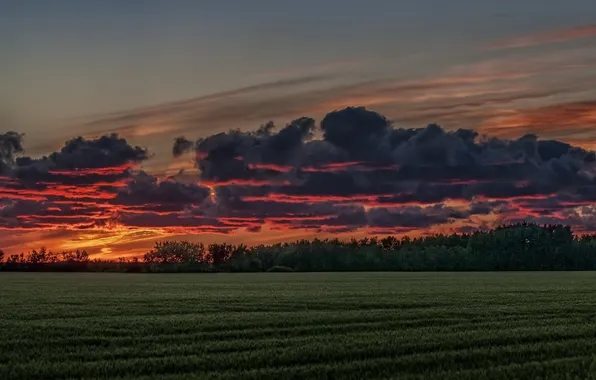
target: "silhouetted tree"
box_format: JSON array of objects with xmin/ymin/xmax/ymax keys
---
[
  {"xmin": 144, "ymin": 241, "xmax": 206, "ymax": 264},
  {"xmin": 27, "ymin": 247, "xmax": 48, "ymax": 264},
  {"xmin": 4, "ymin": 223, "xmax": 596, "ymax": 272},
  {"xmin": 75, "ymin": 249, "xmax": 90, "ymax": 262},
  {"xmin": 207, "ymin": 243, "xmax": 235, "ymax": 268},
  {"xmin": 6, "ymin": 254, "xmax": 20, "ymax": 264}
]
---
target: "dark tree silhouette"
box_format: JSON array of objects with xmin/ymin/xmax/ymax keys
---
[
  {"xmin": 3, "ymin": 223, "xmax": 596, "ymax": 272},
  {"xmin": 207, "ymin": 243, "xmax": 235, "ymax": 268}
]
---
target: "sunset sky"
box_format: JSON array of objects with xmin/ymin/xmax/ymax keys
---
[{"xmin": 1, "ymin": 1, "xmax": 596, "ymax": 258}]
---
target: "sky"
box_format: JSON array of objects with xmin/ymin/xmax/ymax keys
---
[{"xmin": 1, "ymin": 0, "xmax": 596, "ymax": 258}]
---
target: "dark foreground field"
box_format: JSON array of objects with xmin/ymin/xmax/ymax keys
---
[{"xmin": 1, "ymin": 273, "xmax": 596, "ymax": 379}]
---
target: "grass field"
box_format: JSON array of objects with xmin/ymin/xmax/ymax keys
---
[{"xmin": 2, "ymin": 272, "xmax": 596, "ymax": 379}]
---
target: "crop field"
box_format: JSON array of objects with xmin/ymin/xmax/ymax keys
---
[{"xmin": 2, "ymin": 272, "xmax": 596, "ymax": 380}]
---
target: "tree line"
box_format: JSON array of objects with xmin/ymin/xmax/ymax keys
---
[{"xmin": 3, "ymin": 223, "xmax": 596, "ymax": 272}]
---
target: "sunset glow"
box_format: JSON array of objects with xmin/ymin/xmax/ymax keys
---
[{"xmin": 2, "ymin": 2, "xmax": 596, "ymax": 259}]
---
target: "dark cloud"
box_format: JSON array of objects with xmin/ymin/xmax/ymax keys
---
[
  {"xmin": 9, "ymin": 134, "xmax": 149, "ymax": 187},
  {"xmin": 110, "ymin": 171, "xmax": 211, "ymax": 213},
  {"xmin": 0, "ymin": 133, "xmax": 160, "ymax": 231},
  {"xmin": 367, "ymin": 205, "xmax": 461, "ymax": 229},
  {"xmin": 181, "ymin": 106, "xmax": 595, "ymax": 195},
  {"xmin": 0, "ymin": 132, "xmax": 24, "ymax": 174},
  {"xmin": 3, "ymin": 106, "xmax": 596, "ymax": 238},
  {"xmin": 29, "ymin": 133, "xmax": 148, "ymax": 170},
  {"xmin": 321, "ymin": 107, "xmax": 391, "ymax": 158},
  {"xmin": 174, "ymin": 106, "xmax": 596, "ymax": 231},
  {"xmin": 172, "ymin": 137, "xmax": 194, "ymax": 157},
  {"xmin": 0, "ymin": 131, "xmax": 231, "ymax": 234},
  {"xmin": 469, "ymin": 200, "xmax": 508, "ymax": 215}
]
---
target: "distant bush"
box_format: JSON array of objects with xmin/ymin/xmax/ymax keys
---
[{"xmin": 268, "ymin": 266, "xmax": 295, "ymax": 272}]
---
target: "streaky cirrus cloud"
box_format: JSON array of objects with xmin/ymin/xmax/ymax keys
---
[
  {"xmin": 40, "ymin": 46, "xmax": 595, "ymax": 180},
  {"xmin": 480, "ymin": 100, "xmax": 596, "ymax": 141},
  {"xmin": 3, "ymin": 106, "xmax": 596, "ymax": 257},
  {"xmin": 485, "ymin": 24, "xmax": 596, "ymax": 50}
]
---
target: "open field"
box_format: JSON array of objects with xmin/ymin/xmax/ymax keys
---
[{"xmin": 2, "ymin": 272, "xmax": 596, "ymax": 379}]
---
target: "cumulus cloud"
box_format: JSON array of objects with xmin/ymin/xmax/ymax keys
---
[
  {"xmin": 16, "ymin": 133, "xmax": 148, "ymax": 172},
  {"xmin": 176, "ymin": 106, "xmax": 596, "ymax": 232},
  {"xmin": 0, "ymin": 134, "xmax": 157, "ymax": 231},
  {"xmin": 2, "ymin": 106, "xmax": 596, "ymax": 243},
  {"xmin": 184, "ymin": 106, "xmax": 595, "ymax": 192}
]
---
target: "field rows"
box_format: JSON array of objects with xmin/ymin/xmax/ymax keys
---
[{"xmin": 1, "ymin": 272, "xmax": 596, "ymax": 379}]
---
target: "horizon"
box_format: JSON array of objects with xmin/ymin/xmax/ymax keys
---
[
  {"xmin": 0, "ymin": 222, "xmax": 588, "ymax": 262},
  {"xmin": 2, "ymin": 1, "xmax": 596, "ymax": 259}
]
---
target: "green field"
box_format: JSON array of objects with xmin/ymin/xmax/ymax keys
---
[{"xmin": 2, "ymin": 272, "xmax": 596, "ymax": 379}]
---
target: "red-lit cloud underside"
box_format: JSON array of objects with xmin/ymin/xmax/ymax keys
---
[
  {"xmin": 1, "ymin": 160, "xmax": 594, "ymax": 235},
  {"xmin": 3, "ymin": 106, "xmax": 596, "ymax": 258}
]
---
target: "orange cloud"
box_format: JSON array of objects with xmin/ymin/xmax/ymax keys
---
[{"xmin": 480, "ymin": 100, "xmax": 596, "ymax": 142}]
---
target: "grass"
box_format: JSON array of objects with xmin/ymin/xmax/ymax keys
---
[{"xmin": 1, "ymin": 272, "xmax": 596, "ymax": 379}]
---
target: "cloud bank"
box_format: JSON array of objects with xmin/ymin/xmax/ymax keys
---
[{"xmin": 2, "ymin": 106, "xmax": 596, "ymax": 255}]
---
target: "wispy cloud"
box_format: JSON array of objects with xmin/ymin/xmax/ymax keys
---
[
  {"xmin": 485, "ymin": 24, "xmax": 596, "ymax": 50},
  {"xmin": 24, "ymin": 48, "xmax": 596, "ymax": 180},
  {"xmin": 480, "ymin": 100, "xmax": 596, "ymax": 140},
  {"xmin": 79, "ymin": 74, "xmax": 336, "ymax": 130},
  {"xmin": 70, "ymin": 50, "xmax": 594, "ymax": 139}
]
